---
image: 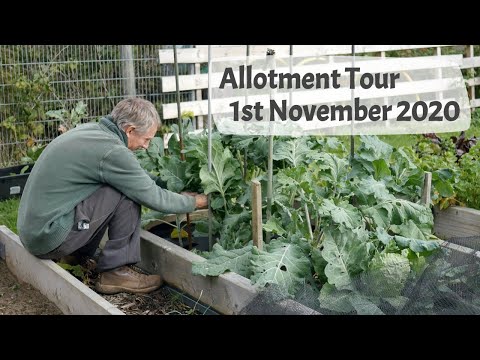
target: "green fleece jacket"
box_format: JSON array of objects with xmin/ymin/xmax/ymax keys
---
[{"xmin": 17, "ymin": 116, "xmax": 195, "ymax": 255}]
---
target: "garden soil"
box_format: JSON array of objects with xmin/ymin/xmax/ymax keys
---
[{"xmin": 0, "ymin": 259, "xmax": 62, "ymax": 315}]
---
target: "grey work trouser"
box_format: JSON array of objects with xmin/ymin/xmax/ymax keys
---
[{"xmin": 38, "ymin": 185, "xmax": 141, "ymax": 272}]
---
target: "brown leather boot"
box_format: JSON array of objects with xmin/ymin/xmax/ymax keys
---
[{"xmin": 95, "ymin": 266, "xmax": 163, "ymax": 294}]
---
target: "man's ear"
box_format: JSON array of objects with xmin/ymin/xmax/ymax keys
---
[{"xmin": 124, "ymin": 125, "xmax": 135, "ymax": 136}]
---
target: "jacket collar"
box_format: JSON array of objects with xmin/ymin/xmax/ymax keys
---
[{"xmin": 100, "ymin": 115, "xmax": 128, "ymax": 147}]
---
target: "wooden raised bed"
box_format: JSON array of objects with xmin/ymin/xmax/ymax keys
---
[
  {"xmin": 0, "ymin": 224, "xmax": 318, "ymax": 315},
  {"xmin": 0, "ymin": 225, "xmax": 123, "ymax": 315},
  {"xmin": 3, "ymin": 202, "xmax": 477, "ymax": 315},
  {"xmin": 433, "ymin": 205, "xmax": 480, "ymax": 241}
]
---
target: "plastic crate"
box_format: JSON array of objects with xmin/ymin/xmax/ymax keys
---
[{"xmin": 0, "ymin": 164, "xmax": 34, "ymax": 201}]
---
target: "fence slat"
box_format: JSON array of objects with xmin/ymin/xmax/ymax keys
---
[
  {"xmin": 461, "ymin": 56, "xmax": 480, "ymax": 68},
  {"xmin": 159, "ymin": 45, "xmax": 448, "ymax": 64},
  {"xmin": 161, "ymin": 54, "xmax": 463, "ymax": 93}
]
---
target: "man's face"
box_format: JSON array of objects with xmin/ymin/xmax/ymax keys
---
[{"xmin": 125, "ymin": 124, "xmax": 158, "ymax": 151}]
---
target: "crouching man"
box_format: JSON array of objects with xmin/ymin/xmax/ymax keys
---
[{"xmin": 17, "ymin": 98, "xmax": 207, "ymax": 295}]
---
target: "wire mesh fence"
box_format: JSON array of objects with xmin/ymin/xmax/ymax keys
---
[
  {"xmin": 0, "ymin": 45, "xmax": 194, "ymax": 167},
  {"xmin": 1, "ymin": 45, "xmax": 478, "ymax": 167}
]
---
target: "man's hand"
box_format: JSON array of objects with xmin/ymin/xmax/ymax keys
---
[
  {"xmin": 181, "ymin": 192, "xmax": 208, "ymax": 209},
  {"xmin": 194, "ymin": 194, "xmax": 208, "ymax": 209}
]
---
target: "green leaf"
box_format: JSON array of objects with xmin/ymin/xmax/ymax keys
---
[
  {"xmin": 363, "ymin": 198, "xmax": 433, "ymax": 230},
  {"xmin": 316, "ymin": 153, "xmax": 349, "ymax": 186},
  {"xmin": 146, "ymin": 137, "xmax": 165, "ymax": 158},
  {"xmin": 354, "ymin": 176, "xmax": 394, "ymax": 205},
  {"xmin": 407, "ymin": 251, "xmax": 427, "ymax": 274},
  {"xmin": 372, "ymin": 159, "xmax": 391, "ymax": 180},
  {"xmin": 319, "ymin": 199, "xmax": 363, "ymax": 230},
  {"xmin": 394, "ymin": 235, "xmax": 441, "ymax": 253},
  {"xmin": 263, "ymin": 217, "xmax": 286, "ymax": 236},
  {"xmin": 391, "ymin": 199, "xmax": 433, "ymax": 226},
  {"xmin": 167, "ymin": 128, "xmax": 181, "ymax": 156},
  {"xmin": 136, "ymin": 151, "xmax": 157, "ymax": 172},
  {"xmin": 273, "ymin": 137, "xmax": 319, "ymax": 167},
  {"xmin": 390, "ymin": 219, "xmax": 432, "ymax": 241},
  {"xmin": 158, "ymin": 156, "xmax": 188, "ymax": 192},
  {"xmin": 72, "ymin": 101, "xmax": 87, "ymax": 121},
  {"xmin": 387, "ymin": 148, "xmax": 424, "ymax": 198},
  {"xmin": 318, "ymin": 283, "xmax": 354, "ymax": 313},
  {"xmin": 57, "ymin": 263, "xmax": 85, "ymax": 279},
  {"xmin": 432, "ymin": 179, "xmax": 454, "ymax": 198},
  {"xmin": 358, "ymin": 135, "xmax": 393, "ymax": 162},
  {"xmin": 432, "ymin": 169, "xmax": 454, "ymax": 197},
  {"xmin": 45, "ymin": 109, "xmax": 67, "ymax": 120},
  {"xmin": 311, "ymin": 247, "xmax": 328, "ymax": 283},
  {"xmin": 218, "ymin": 210, "xmax": 252, "ymax": 249},
  {"xmin": 228, "ymin": 135, "xmax": 269, "ymax": 167},
  {"xmin": 20, "ymin": 165, "xmax": 29, "ymax": 174},
  {"xmin": 433, "ymin": 168, "xmax": 454, "ymax": 181},
  {"xmin": 140, "ymin": 210, "xmax": 172, "ymax": 229},
  {"xmin": 315, "ymin": 136, "xmax": 346, "ymax": 154},
  {"xmin": 376, "ymin": 227, "xmax": 394, "ymax": 246},
  {"xmin": 349, "ymin": 294, "xmax": 385, "ymax": 315},
  {"xmin": 210, "ymin": 196, "xmax": 225, "ymax": 210},
  {"xmin": 275, "ymin": 166, "xmax": 311, "ymax": 201},
  {"xmin": 390, "ymin": 148, "xmax": 417, "ymax": 177},
  {"xmin": 250, "ymin": 239, "xmax": 311, "ymax": 295},
  {"xmin": 199, "ymin": 147, "xmax": 240, "ymax": 196},
  {"xmin": 321, "ymin": 229, "xmax": 371, "ymax": 290},
  {"xmin": 384, "ymin": 296, "xmax": 409, "ymax": 310},
  {"xmin": 192, "ymin": 243, "xmax": 253, "ymax": 278}
]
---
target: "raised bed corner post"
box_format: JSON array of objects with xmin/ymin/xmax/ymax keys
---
[
  {"xmin": 350, "ymin": 45, "xmax": 356, "ymax": 163},
  {"xmin": 173, "ymin": 45, "xmax": 192, "ymax": 249},
  {"xmin": 243, "ymin": 45, "xmax": 250, "ymax": 180},
  {"xmin": 207, "ymin": 45, "xmax": 214, "ymax": 251},
  {"xmin": 266, "ymin": 48, "xmax": 276, "ymax": 244}
]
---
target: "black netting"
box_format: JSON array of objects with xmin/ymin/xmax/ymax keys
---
[
  {"xmin": 239, "ymin": 283, "xmax": 320, "ymax": 315},
  {"xmin": 240, "ymin": 238, "xmax": 480, "ymax": 315}
]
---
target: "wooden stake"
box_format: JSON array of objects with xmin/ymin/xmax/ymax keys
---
[
  {"xmin": 421, "ymin": 171, "xmax": 432, "ymax": 206},
  {"xmin": 251, "ymin": 180, "xmax": 263, "ymax": 251}
]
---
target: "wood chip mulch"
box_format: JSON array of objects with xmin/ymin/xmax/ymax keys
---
[
  {"xmin": 101, "ymin": 287, "xmax": 202, "ymax": 315},
  {"xmin": 67, "ymin": 262, "xmax": 203, "ymax": 315}
]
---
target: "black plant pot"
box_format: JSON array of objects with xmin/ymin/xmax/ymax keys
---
[
  {"xmin": 148, "ymin": 222, "xmax": 209, "ymax": 251},
  {"xmin": 0, "ymin": 164, "xmax": 34, "ymax": 201}
]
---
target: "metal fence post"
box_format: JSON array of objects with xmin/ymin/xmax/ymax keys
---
[{"xmin": 120, "ymin": 45, "xmax": 136, "ymax": 97}]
